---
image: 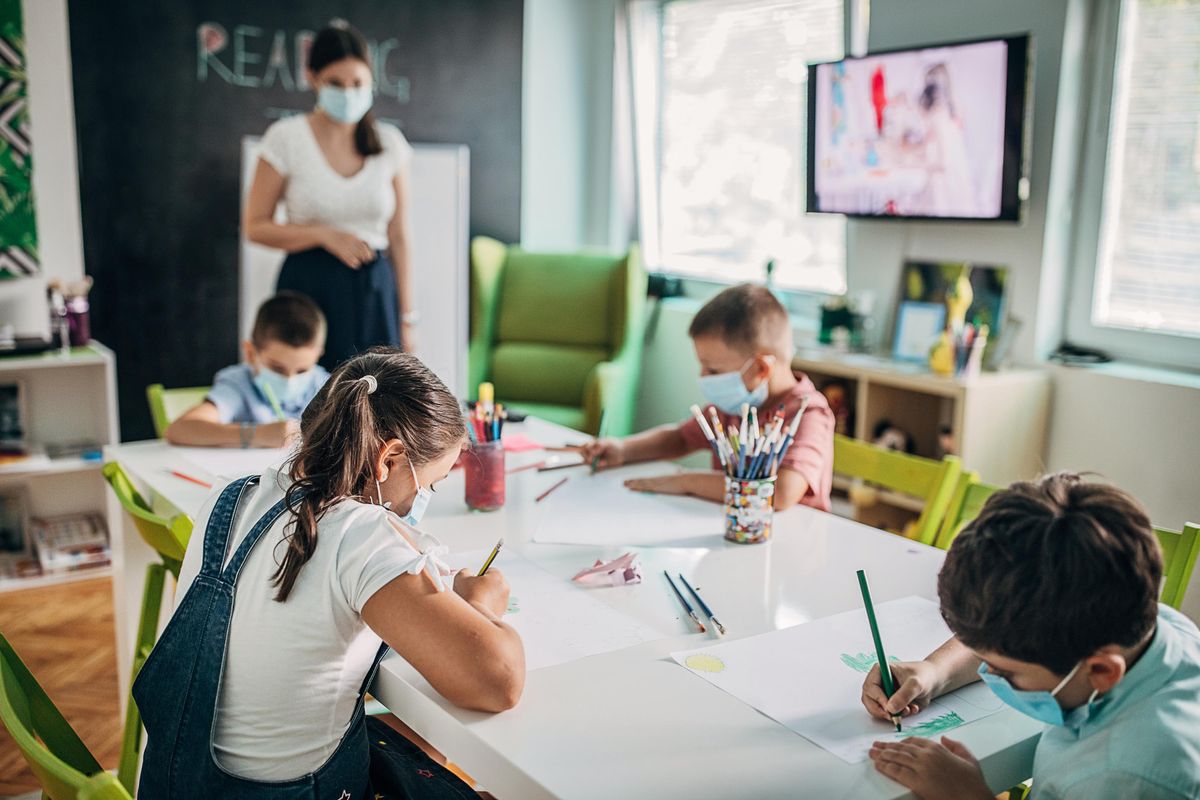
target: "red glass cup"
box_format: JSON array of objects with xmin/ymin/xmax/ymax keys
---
[{"xmin": 464, "ymin": 441, "xmax": 505, "ymax": 511}]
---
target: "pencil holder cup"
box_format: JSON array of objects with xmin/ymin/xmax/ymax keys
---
[
  {"xmin": 464, "ymin": 441, "xmax": 505, "ymax": 512},
  {"xmin": 723, "ymin": 475, "xmax": 776, "ymax": 544}
]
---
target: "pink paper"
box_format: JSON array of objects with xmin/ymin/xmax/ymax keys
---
[
  {"xmin": 571, "ymin": 553, "xmax": 643, "ymax": 587},
  {"xmin": 503, "ymin": 433, "xmax": 544, "ymax": 453}
]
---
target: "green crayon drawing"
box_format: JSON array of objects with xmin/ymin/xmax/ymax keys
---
[
  {"xmin": 840, "ymin": 651, "xmax": 899, "ymax": 673},
  {"xmin": 897, "ymin": 711, "xmax": 965, "ymax": 739},
  {"xmin": 506, "ymin": 597, "xmax": 520, "ymax": 615}
]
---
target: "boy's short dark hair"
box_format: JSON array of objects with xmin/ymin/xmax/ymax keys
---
[
  {"xmin": 688, "ymin": 284, "xmax": 789, "ymax": 356},
  {"xmin": 251, "ymin": 292, "xmax": 326, "ymax": 349},
  {"xmin": 938, "ymin": 473, "xmax": 1162, "ymax": 674}
]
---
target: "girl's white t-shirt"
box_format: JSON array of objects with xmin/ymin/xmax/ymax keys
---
[
  {"xmin": 173, "ymin": 467, "xmax": 448, "ymax": 781},
  {"xmin": 257, "ymin": 114, "xmax": 413, "ymax": 250}
]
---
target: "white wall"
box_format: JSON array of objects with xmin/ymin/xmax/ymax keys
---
[
  {"xmin": 21, "ymin": 0, "xmax": 85, "ymax": 283},
  {"xmin": 520, "ymin": 0, "xmax": 616, "ymax": 251},
  {"xmin": 1047, "ymin": 364, "xmax": 1200, "ymax": 618}
]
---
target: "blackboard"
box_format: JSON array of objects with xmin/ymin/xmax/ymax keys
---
[{"xmin": 67, "ymin": 0, "xmax": 523, "ymax": 440}]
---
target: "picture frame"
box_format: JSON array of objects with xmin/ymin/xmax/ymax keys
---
[
  {"xmin": 892, "ymin": 301, "xmax": 947, "ymax": 363},
  {"xmin": 0, "ymin": 381, "xmax": 27, "ymax": 453}
]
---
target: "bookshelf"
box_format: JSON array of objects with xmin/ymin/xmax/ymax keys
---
[{"xmin": 0, "ymin": 343, "xmax": 119, "ymax": 591}]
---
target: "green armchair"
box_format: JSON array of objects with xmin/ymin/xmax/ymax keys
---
[{"xmin": 469, "ymin": 237, "xmax": 646, "ymax": 436}]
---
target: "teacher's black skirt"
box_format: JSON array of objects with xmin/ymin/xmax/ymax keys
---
[{"xmin": 276, "ymin": 247, "xmax": 401, "ymax": 371}]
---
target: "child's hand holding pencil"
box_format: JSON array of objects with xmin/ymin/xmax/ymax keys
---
[
  {"xmin": 860, "ymin": 659, "xmax": 941, "ymax": 722},
  {"xmin": 574, "ymin": 438, "xmax": 625, "ymax": 471}
]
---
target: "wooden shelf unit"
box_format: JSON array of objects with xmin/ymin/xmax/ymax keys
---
[{"xmin": 793, "ymin": 348, "xmax": 1052, "ymax": 487}]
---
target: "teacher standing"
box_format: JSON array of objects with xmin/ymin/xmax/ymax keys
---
[{"xmin": 244, "ymin": 21, "xmax": 416, "ymax": 370}]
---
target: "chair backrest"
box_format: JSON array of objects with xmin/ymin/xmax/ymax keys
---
[
  {"xmin": 473, "ymin": 239, "xmax": 640, "ymax": 407},
  {"xmin": 833, "ymin": 434, "xmax": 962, "ymax": 546},
  {"xmin": 1155, "ymin": 523, "xmax": 1200, "ymax": 610},
  {"xmin": 101, "ymin": 462, "xmax": 191, "ymax": 575},
  {"xmin": 0, "ymin": 634, "xmax": 132, "ymax": 800},
  {"xmin": 934, "ymin": 471, "xmax": 1002, "ymax": 550},
  {"xmin": 146, "ymin": 383, "xmax": 211, "ymax": 439}
]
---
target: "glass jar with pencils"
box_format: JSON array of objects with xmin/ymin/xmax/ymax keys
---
[
  {"xmin": 723, "ymin": 475, "xmax": 776, "ymax": 544},
  {"xmin": 464, "ymin": 440, "xmax": 505, "ymax": 511}
]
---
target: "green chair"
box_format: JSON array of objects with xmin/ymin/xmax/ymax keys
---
[
  {"xmin": 102, "ymin": 462, "xmax": 193, "ymax": 794},
  {"xmin": 468, "ymin": 236, "xmax": 646, "ymax": 436},
  {"xmin": 0, "ymin": 633, "xmax": 133, "ymax": 799},
  {"xmin": 1155, "ymin": 523, "xmax": 1200, "ymax": 611},
  {"xmin": 933, "ymin": 471, "xmax": 1002, "ymax": 550},
  {"xmin": 833, "ymin": 434, "xmax": 962, "ymax": 546},
  {"xmin": 146, "ymin": 383, "xmax": 211, "ymax": 439}
]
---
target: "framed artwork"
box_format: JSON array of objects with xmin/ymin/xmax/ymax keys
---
[
  {"xmin": 893, "ymin": 301, "xmax": 946, "ymax": 362},
  {"xmin": 0, "ymin": 0, "xmax": 40, "ymax": 276},
  {"xmin": 894, "ymin": 260, "xmax": 1009, "ymax": 360}
]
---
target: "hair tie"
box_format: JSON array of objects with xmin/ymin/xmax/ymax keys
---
[{"xmin": 359, "ymin": 375, "xmax": 378, "ymax": 394}]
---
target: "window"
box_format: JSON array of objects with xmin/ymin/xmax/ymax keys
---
[
  {"xmin": 645, "ymin": 0, "xmax": 846, "ymax": 293},
  {"xmin": 1068, "ymin": 0, "xmax": 1200, "ymax": 367}
]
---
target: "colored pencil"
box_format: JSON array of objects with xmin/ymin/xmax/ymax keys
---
[
  {"xmin": 857, "ymin": 569, "xmax": 902, "ymax": 732},
  {"xmin": 537, "ymin": 460, "xmax": 589, "ymax": 472},
  {"xmin": 664, "ymin": 571, "xmax": 706, "ymax": 633},
  {"xmin": 678, "ymin": 573, "xmax": 726, "ymax": 635},
  {"xmin": 170, "ymin": 469, "xmax": 212, "ymax": 489},
  {"xmin": 259, "ymin": 382, "xmax": 287, "ymax": 421},
  {"xmin": 535, "ymin": 476, "xmax": 569, "ymax": 503},
  {"xmin": 590, "ymin": 409, "xmax": 609, "ymax": 474},
  {"xmin": 477, "ymin": 538, "xmax": 504, "ymax": 576}
]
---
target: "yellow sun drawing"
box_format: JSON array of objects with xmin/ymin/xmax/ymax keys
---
[{"xmin": 684, "ymin": 653, "xmax": 726, "ymax": 673}]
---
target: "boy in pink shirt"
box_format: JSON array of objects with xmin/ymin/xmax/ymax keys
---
[{"xmin": 581, "ymin": 284, "xmax": 834, "ymax": 511}]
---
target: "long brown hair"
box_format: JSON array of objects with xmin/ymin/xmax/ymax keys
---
[
  {"xmin": 308, "ymin": 21, "xmax": 383, "ymax": 157},
  {"xmin": 273, "ymin": 349, "xmax": 465, "ymax": 601}
]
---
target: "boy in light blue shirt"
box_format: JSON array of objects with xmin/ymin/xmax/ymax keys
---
[
  {"xmin": 861, "ymin": 473, "xmax": 1200, "ymax": 800},
  {"xmin": 165, "ymin": 292, "xmax": 329, "ymax": 448}
]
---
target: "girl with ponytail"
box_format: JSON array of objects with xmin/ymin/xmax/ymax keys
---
[
  {"xmin": 245, "ymin": 20, "xmax": 419, "ymax": 369},
  {"xmin": 135, "ymin": 350, "xmax": 523, "ymax": 798}
]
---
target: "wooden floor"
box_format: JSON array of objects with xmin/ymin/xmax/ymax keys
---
[{"xmin": 0, "ymin": 577, "xmax": 121, "ymax": 796}]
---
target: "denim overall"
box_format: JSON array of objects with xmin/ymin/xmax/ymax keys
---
[{"xmin": 133, "ymin": 477, "xmax": 385, "ymax": 798}]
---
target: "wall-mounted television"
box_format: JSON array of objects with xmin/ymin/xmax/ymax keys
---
[{"xmin": 807, "ymin": 35, "xmax": 1031, "ymax": 221}]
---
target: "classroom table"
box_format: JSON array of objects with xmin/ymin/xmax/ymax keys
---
[{"xmin": 104, "ymin": 417, "xmax": 1041, "ymax": 800}]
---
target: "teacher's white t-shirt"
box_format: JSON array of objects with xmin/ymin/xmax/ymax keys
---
[
  {"xmin": 258, "ymin": 115, "xmax": 413, "ymax": 250},
  {"xmin": 173, "ymin": 467, "xmax": 450, "ymax": 780}
]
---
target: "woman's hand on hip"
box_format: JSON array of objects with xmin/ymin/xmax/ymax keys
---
[{"xmin": 320, "ymin": 227, "xmax": 374, "ymax": 269}]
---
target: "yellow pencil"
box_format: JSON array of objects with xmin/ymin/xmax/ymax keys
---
[{"xmin": 477, "ymin": 538, "xmax": 504, "ymax": 576}]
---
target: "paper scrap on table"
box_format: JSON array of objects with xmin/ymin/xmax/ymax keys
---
[
  {"xmin": 445, "ymin": 549, "xmax": 663, "ymax": 670},
  {"xmin": 174, "ymin": 445, "xmax": 291, "ymax": 482},
  {"xmin": 572, "ymin": 553, "xmax": 642, "ymax": 586},
  {"xmin": 502, "ymin": 433, "xmax": 544, "ymax": 453},
  {"xmin": 533, "ymin": 463, "xmax": 725, "ymax": 547},
  {"xmin": 670, "ymin": 596, "xmax": 1005, "ymax": 763}
]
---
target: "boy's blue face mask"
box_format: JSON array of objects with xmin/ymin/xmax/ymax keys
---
[
  {"xmin": 254, "ymin": 367, "xmax": 316, "ymax": 410},
  {"xmin": 978, "ymin": 660, "xmax": 1096, "ymax": 727},
  {"xmin": 697, "ymin": 357, "xmax": 773, "ymax": 414},
  {"xmin": 318, "ymin": 85, "xmax": 374, "ymax": 124}
]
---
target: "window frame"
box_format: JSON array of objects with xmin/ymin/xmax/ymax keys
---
[
  {"xmin": 1064, "ymin": 0, "xmax": 1200, "ymax": 371},
  {"xmin": 641, "ymin": 0, "xmax": 849, "ymax": 296}
]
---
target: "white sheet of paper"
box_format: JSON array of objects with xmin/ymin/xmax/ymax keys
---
[
  {"xmin": 671, "ymin": 596, "xmax": 1005, "ymax": 763},
  {"xmin": 446, "ymin": 549, "xmax": 664, "ymax": 671},
  {"xmin": 532, "ymin": 463, "xmax": 726, "ymax": 547},
  {"xmin": 173, "ymin": 445, "xmax": 291, "ymax": 481}
]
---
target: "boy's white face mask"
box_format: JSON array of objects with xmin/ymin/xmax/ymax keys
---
[{"xmin": 697, "ymin": 356, "xmax": 773, "ymax": 414}]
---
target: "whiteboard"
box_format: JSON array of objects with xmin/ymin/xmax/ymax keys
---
[{"xmin": 239, "ymin": 138, "xmax": 470, "ymax": 397}]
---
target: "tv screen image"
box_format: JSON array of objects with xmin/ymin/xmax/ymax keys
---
[{"xmin": 807, "ymin": 36, "xmax": 1029, "ymax": 220}]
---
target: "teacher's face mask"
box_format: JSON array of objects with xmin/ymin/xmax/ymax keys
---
[{"xmin": 318, "ymin": 85, "xmax": 374, "ymax": 125}]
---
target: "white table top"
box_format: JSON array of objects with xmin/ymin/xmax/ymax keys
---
[{"xmin": 106, "ymin": 418, "xmax": 1040, "ymax": 800}]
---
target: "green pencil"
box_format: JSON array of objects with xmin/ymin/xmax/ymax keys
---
[
  {"xmin": 857, "ymin": 569, "xmax": 902, "ymax": 732},
  {"xmin": 260, "ymin": 381, "xmax": 287, "ymax": 421},
  {"xmin": 590, "ymin": 409, "xmax": 609, "ymax": 475}
]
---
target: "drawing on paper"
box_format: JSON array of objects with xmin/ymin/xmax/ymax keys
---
[
  {"xmin": 840, "ymin": 651, "xmax": 899, "ymax": 673},
  {"xmin": 684, "ymin": 654, "xmax": 726, "ymax": 673},
  {"xmin": 506, "ymin": 597, "xmax": 521, "ymax": 615},
  {"xmin": 897, "ymin": 710, "xmax": 964, "ymax": 739}
]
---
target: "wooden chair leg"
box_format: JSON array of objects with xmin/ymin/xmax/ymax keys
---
[{"xmin": 116, "ymin": 562, "xmax": 166, "ymax": 794}]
